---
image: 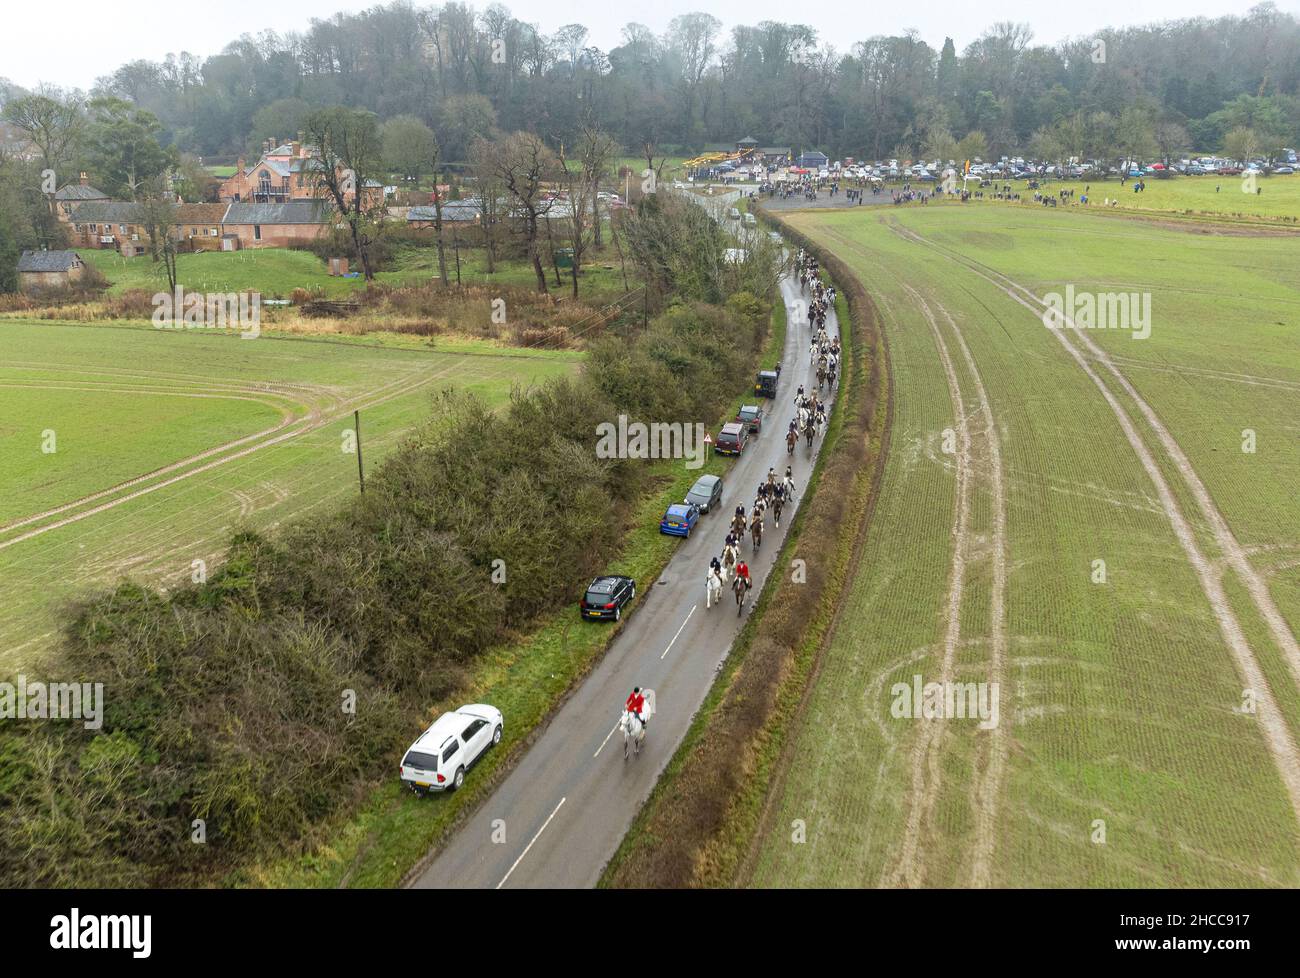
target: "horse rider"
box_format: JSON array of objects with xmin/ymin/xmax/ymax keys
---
[
  {"xmin": 625, "ymin": 687, "xmax": 647, "ymax": 728},
  {"xmin": 735, "ymin": 558, "xmax": 752, "ymax": 591}
]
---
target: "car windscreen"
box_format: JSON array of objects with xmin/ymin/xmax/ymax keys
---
[
  {"xmin": 403, "ymin": 750, "xmax": 438, "ymax": 771},
  {"xmin": 585, "ymin": 589, "xmax": 610, "ymax": 604}
]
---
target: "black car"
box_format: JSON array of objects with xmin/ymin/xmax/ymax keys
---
[
  {"xmin": 754, "ymin": 370, "xmax": 778, "ymax": 398},
  {"xmin": 580, "ymin": 575, "xmax": 636, "ymax": 622},
  {"xmin": 685, "ymin": 474, "xmax": 724, "ymax": 513}
]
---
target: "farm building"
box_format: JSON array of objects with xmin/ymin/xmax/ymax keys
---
[
  {"xmin": 406, "ymin": 199, "xmax": 483, "ymax": 226},
  {"xmin": 16, "ymin": 250, "xmax": 86, "ymax": 292},
  {"xmin": 796, "ymin": 151, "xmax": 829, "ymax": 169},
  {"xmin": 219, "ymin": 201, "xmax": 333, "ymax": 249}
]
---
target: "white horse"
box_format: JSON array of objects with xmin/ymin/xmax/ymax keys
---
[
  {"xmin": 620, "ymin": 710, "xmax": 644, "ymax": 759},
  {"xmin": 706, "ymin": 568, "xmax": 724, "ymax": 609},
  {"xmin": 722, "ymin": 542, "xmax": 738, "ymax": 578}
]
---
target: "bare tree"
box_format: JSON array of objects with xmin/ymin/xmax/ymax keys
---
[
  {"xmin": 303, "ymin": 106, "xmax": 386, "ymax": 280},
  {"xmin": 490, "ymin": 131, "xmax": 559, "ymax": 293}
]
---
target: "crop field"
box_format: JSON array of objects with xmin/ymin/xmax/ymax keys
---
[
  {"xmin": 748, "ymin": 203, "xmax": 1300, "ymax": 887},
  {"xmin": 0, "ymin": 321, "xmax": 580, "ymax": 669}
]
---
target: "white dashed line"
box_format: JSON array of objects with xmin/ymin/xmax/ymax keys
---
[{"xmin": 497, "ymin": 796, "xmax": 566, "ymax": 889}]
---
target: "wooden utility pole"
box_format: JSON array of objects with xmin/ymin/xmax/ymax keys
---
[{"xmin": 354, "ymin": 410, "xmax": 364, "ymax": 494}]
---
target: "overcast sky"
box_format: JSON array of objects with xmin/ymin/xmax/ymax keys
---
[{"xmin": 8, "ymin": 0, "xmax": 1299, "ymax": 92}]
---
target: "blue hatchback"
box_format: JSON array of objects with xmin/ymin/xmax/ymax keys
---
[{"xmin": 659, "ymin": 503, "xmax": 700, "ymax": 538}]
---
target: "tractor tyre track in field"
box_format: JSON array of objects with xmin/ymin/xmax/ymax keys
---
[
  {"xmin": 885, "ymin": 283, "xmax": 974, "ymax": 888},
  {"xmin": 0, "ymin": 362, "xmax": 455, "ymax": 553},
  {"xmin": 933, "ymin": 299, "xmax": 1010, "ymax": 890},
  {"xmin": 891, "ymin": 221, "xmax": 1300, "ymax": 823}
]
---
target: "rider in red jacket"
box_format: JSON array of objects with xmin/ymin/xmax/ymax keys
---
[
  {"xmin": 735, "ymin": 560, "xmax": 751, "ymax": 587},
  {"xmin": 626, "ymin": 687, "xmax": 646, "ymax": 725}
]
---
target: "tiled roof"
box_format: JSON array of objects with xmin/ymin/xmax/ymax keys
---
[
  {"xmin": 407, "ymin": 200, "xmax": 481, "ymax": 222},
  {"xmin": 54, "ymin": 183, "xmax": 109, "ymax": 201},
  {"xmin": 68, "ymin": 201, "xmax": 143, "ymax": 223},
  {"xmin": 222, "ymin": 200, "xmax": 331, "ymax": 225},
  {"xmin": 17, "ymin": 249, "xmax": 82, "ymax": 272}
]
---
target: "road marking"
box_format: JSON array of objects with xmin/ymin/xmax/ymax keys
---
[
  {"xmin": 661, "ymin": 605, "xmax": 697, "ymax": 659},
  {"xmin": 593, "ymin": 720, "xmax": 621, "ymax": 758},
  {"xmin": 497, "ymin": 796, "xmax": 566, "ymax": 889}
]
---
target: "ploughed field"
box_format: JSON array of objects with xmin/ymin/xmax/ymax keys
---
[
  {"xmin": 749, "ymin": 204, "xmax": 1300, "ymax": 887},
  {"xmin": 0, "ymin": 321, "xmax": 579, "ymax": 669}
]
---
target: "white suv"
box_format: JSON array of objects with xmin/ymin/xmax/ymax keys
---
[{"xmin": 400, "ymin": 704, "xmax": 503, "ymax": 795}]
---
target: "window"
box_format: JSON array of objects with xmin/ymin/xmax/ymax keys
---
[
  {"xmin": 442, "ymin": 741, "xmax": 460, "ymax": 764},
  {"xmin": 119, "ymin": 224, "xmax": 126, "ymax": 234},
  {"xmin": 74, "ymin": 224, "xmax": 82, "ymax": 233},
  {"xmin": 402, "ymin": 750, "xmax": 438, "ymax": 772},
  {"xmin": 461, "ymin": 719, "xmax": 486, "ymax": 741},
  {"xmin": 253, "ymin": 225, "xmax": 261, "ymax": 240}
]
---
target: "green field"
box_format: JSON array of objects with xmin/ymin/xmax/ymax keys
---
[
  {"xmin": 0, "ymin": 321, "xmax": 580, "ymax": 668},
  {"xmin": 976, "ymin": 172, "xmax": 1300, "ymax": 221},
  {"xmin": 748, "ymin": 203, "xmax": 1300, "ymax": 887},
  {"xmin": 78, "ymin": 243, "xmax": 633, "ymax": 299}
]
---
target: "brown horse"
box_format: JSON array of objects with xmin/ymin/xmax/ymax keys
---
[
  {"xmin": 750, "ymin": 514, "xmax": 763, "ymax": 550},
  {"xmin": 786, "ymin": 428, "xmax": 797, "ymax": 455}
]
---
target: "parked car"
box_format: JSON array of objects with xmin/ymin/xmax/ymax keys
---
[
  {"xmin": 400, "ymin": 704, "xmax": 503, "ymax": 795},
  {"xmin": 728, "ymin": 207, "xmax": 741, "ymax": 220},
  {"xmin": 580, "ymin": 575, "xmax": 636, "ymax": 621},
  {"xmin": 685, "ymin": 474, "xmax": 723, "ymax": 513},
  {"xmin": 715, "ymin": 421, "xmax": 748, "ymax": 456},
  {"xmin": 753, "ymin": 369, "xmax": 779, "ymax": 398},
  {"xmin": 743, "ymin": 212, "xmax": 757, "ymax": 226},
  {"xmin": 659, "ymin": 502, "xmax": 700, "ymax": 538},
  {"xmin": 1274, "ymin": 166, "xmax": 1296, "ymax": 175},
  {"xmin": 1217, "ymin": 165, "xmax": 1243, "ymax": 175},
  {"xmin": 736, "ymin": 404, "xmax": 764, "ymax": 433}
]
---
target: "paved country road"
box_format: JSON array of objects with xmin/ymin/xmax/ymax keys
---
[{"xmin": 410, "ymin": 207, "xmax": 840, "ymax": 890}]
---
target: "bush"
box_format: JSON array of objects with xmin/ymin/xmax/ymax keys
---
[{"xmin": 0, "ymin": 283, "xmax": 771, "ymax": 886}]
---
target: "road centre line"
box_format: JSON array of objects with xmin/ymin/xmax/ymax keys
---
[{"xmin": 497, "ymin": 796, "xmax": 566, "ymax": 889}]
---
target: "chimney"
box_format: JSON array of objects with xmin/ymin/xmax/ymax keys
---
[
  {"xmin": 237, "ymin": 155, "xmax": 246, "ymax": 172},
  {"xmin": 297, "ymin": 129, "xmax": 305, "ymax": 147},
  {"xmin": 79, "ymin": 171, "xmax": 88, "ymax": 186},
  {"xmin": 291, "ymin": 140, "xmax": 300, "ymax": 158}
]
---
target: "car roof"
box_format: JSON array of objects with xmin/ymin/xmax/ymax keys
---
[
  {"xmin": 758, "ymin": 370, "xmax": 778, "ymax": 378},
  {"xmin": 721, "ymin": 422, "xmax": 744, "ymax": 434},
  {"xmin": 412, "ymin": 711, "xmax": 473, "ymax": 750},
  {"xmin": 691, "ymin": 474, "xmax": 720, "ymax": 488},
  {"xmin": 739, "ymin": 404, "xmax": 759, "ymax": 412},
  {"xmin": 666, "ymin": 503, "xmax": 693, "ymax": 515}
]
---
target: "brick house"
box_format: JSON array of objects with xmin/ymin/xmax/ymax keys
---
[
  {"xmin": 220, "ymin": 136, "xmax": 383, "ymax": 209},
  {"xmin": 174, "ymin": 204, "xmax": 233, "ymax": 251},
  {"xmin": 17, "ymin": 250, "xmax": 86, "ymax": 292},
  {"xmin": 218, "ymin": 201, "xmax": 333, "ymax": 249},
  {"xmin": 53, "ymin": 173, "xmax": 110, "ymax": 219},
  {"xmin": 66, "ymin": 201, "xmax": 148, "ymax": 253}
]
